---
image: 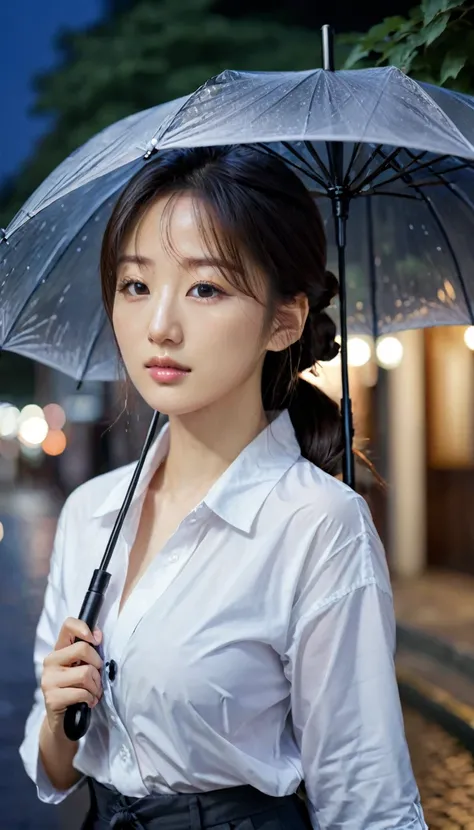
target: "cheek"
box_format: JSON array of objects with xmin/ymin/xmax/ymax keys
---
[
  {"xmin": 193, "ymin": 303, "xmax": 265, "ymax": 374},
  {"xmin": 112, "ymin": 304, "xmax": 142, "ymax": 358}
]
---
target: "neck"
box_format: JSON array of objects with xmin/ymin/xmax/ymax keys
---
[{"xmin": 151, "ymin": 380, "xmax": 269, "ymax": 499}]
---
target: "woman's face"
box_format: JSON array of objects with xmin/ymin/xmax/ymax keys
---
[{"xmin": 112, "ymin": 194, "xmax": 290, "ymax": 417}]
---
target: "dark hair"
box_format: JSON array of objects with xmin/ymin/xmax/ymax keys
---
[{"xmin": 100, "ymin": 145, "xmax": 344, "ymax": 475}]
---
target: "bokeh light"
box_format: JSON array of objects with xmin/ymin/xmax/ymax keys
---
[
  {"xmin": 42, "ymin": 429, "xmax": 67, "ymax": 456},
  {"xmin": 376, "ymin": 336, "xmax": 404, "ymax": 369},
  {"xmin": 43, "ymin": 403, "xmax": 66, "ymax": 430},
  {"xmin": 464, "ymin": 326, "xmax": 474, "ymax": 351},
  {"xmin": 18, "ymin": 416, "xmax": 49, "ymax": 447},
  {"xmin": 347, "ymin": 337, "xmax": 372, "ymax": 367},
  {"xmin": 18, "ymin": 404, "xmax": 45, "ymax": 425},
  {"xmin": 0, "ymin": 406, "xmax": 20, "ymax": 438}
]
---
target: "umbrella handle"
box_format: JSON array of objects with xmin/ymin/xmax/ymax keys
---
[{"xmin": 64, "ymin": 569, "xmax": 111, "ymax": 741}]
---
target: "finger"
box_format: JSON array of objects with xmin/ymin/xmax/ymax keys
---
[
  {"xmin": 46, "ymin": 640, "xmax": 103, "ymax": 672},
  {"xmin": 45, "ymin": 686, "xmax": 98, "ymax": 714},
  {"xmin": 56, "ymin": 664, "xmax": 103, "ymax": 698},
  {"xmin": 54, "ymin": 618, "xmax": 99, "ymax": 652}
]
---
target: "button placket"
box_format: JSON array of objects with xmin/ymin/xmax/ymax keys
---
[{"xmin": 108, "ymin": 519, "xmax": 203, "ymax": 664}]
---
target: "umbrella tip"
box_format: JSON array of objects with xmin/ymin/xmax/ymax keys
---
[{"xmin": 321, "ymin": 24, "xmax": 335, "ymax": 72}]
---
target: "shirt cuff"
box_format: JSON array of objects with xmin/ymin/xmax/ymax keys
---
[{"xmin": 19, "ymin": 702, "xmax": 85, "ymax": 805}]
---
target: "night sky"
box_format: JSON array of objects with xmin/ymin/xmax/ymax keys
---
[{"xmin": 1, "ymin": 0, "xmax": 102, "ymax": 183}]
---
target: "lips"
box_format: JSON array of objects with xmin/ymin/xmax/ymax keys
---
[{"xmin": 145, "ymin": 358, "xmax": 190, "ymax": 372}]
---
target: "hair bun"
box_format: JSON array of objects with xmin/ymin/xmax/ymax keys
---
[
  {"xmin": 300, "ymin": 310, "xmax": 340, "ymax": 367},
  {"xmin": 311, "ymin": 270, "xmax": 339, "ymax": 314}
]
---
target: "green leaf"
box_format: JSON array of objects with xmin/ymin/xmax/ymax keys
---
[
  {"xmin": 421, "ymin": 0, "xmax": 463, "ymax": 26},
  {"xmin": 344, "ymin": 43, "xmax": 370, "ymax": 69},
  {"xmin": 440, "ymin": 50, "xmax": 467, "ymax": 83},
  {"xmin": 421, "ymin": 12, "xmax": 450, "ymax": 45}
]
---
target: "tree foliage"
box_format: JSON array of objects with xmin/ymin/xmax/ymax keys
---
[
  {"xmin": 343, "ymin": 0, "xmax": 474, "ymax": 91},
  {"xmin": 1, "ymin": 0, "xmax": 351, "ymax": 228}
]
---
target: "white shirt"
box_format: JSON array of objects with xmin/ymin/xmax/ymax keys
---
[{"xmin": 20, "ymin": 410, "xmax": 427, "ymax": 830}]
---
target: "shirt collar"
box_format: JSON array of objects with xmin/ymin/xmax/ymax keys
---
[{"xmin": 92, "ymin": 410, "xmax": 301, "ymax": 533}]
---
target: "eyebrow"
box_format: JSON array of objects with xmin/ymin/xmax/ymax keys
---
[
  {"xmin": 116, "ymin": 254, "xmax": 242, "ymax": 275},
  {"xmin": 183, "ymin": 256, "xmax": 243, "ymax": 274}
]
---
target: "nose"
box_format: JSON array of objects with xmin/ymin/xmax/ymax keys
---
[{"xmin": 147, "ymin": 287, "xmax": 183, "ymax": 346}]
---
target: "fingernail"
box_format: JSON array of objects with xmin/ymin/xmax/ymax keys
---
[{"xmin": 93, "ymin": 629, "xmax": 102, "ymax": 645}]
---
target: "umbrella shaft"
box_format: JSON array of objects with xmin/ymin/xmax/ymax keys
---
[{"xmin": 335, "ymin": 216, "xmax": 355, "ymax": 489}]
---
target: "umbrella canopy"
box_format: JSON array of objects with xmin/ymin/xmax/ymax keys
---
[{"xmin": 2, "ymin": 68, "xmax": 474, "ymax": 386}]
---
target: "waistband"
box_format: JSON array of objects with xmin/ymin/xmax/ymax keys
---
[{"xmin": 86, "ymin": 778, "xmax": 305, "ymax": 829}]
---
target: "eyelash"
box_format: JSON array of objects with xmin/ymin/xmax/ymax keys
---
[{"xmin": 116, "ymin": 279, "xmax": 226, "ymax": 302}]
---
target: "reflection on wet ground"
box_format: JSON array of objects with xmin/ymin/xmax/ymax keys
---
[{"xmin": 2, "ymin": 486, "xmax": 474, "ymax": 829}]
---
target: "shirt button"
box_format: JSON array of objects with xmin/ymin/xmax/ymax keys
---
[
  {"xmin": 110, "ymin": 713, "xmax": 117, "ymax": 725},
  {"xmin": 119, "ymin": 745, "xmax": 130, "ymax": 764}
]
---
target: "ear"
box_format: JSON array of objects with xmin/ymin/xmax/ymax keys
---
[{"xmin": 266, "ymin": 293, "xmax": 309, "ymax": 353}]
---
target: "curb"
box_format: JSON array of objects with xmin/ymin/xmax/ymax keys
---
[{"xmin": 397, "ymin": 665, "xmax": 474, "ymax": 753}]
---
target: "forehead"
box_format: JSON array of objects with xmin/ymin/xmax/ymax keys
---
[{"xmin": 122, "ymin": 193, "xmax": 210, "ymax": 257}]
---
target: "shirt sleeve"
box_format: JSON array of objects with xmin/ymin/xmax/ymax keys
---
[
  {"xmin": 19, "ymin": 499, "xmax": 86, "ymax": 804},
  {"xmin": 285, "ymin": 517, "xmax": 427, "ymax": 829}
]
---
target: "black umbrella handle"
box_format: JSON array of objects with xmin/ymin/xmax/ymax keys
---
[
  {"xmin": 63, "ymin": 411, "xmax": 162, "ymax": 741},
  {"xmin": 64, "ymin": 569, "xmax": 111, "ymax": 741}
]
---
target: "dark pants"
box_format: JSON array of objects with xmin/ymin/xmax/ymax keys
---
[{"xmin": 82, "ymin": 779, "xmax": 312, "ymax": 829}]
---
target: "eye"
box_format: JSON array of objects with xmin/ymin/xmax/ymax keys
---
[
  {"xmin": 188, "ymin": 282, "xmax": 225, "ymax": 301},
  {"xmin": 117, "ymin": 279, "xmax": 149, "ymax": 297}
]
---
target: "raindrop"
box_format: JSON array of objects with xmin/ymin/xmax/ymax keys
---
[
  {"xmin": 82, "ymin": 235, "xmax": 88, "ymax": 242},
  {"xmin": 436, "ymin": 246, "xmax": 442, "ymax": 252},
  {"xmin": 76, "ymin": 247, "xmax": 82, "ymax": 253},
  {"xmin": 409, "ymin": 224, "xmax": 414, "ymax": 230},
  {"xmin": 374, "ymin": 256, "xmax": 382, "ymax": 266}
]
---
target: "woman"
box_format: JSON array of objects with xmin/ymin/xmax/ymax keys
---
[{"xmin": 20, "ymin": 145, "xmax": 427, "ymax": 829}]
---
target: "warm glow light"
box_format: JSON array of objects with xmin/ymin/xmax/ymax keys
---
[
  {"xmin": 18, "ymin": 416, "xmax": 49, "ymax": 447},
  {"xmin": 376, "ymin": 335, "xmax": 404, "ymax": 369},
  {"xmin": 347, "ymin": 337, "xmax": 371, "ymax": 367},
  {"xmin": 43, "ymin": 403, "xmax": 66, "ymax": 430},
  {"xmin": 42, "ymin": 429, "xmax": 67, "ymax": 456},
  {"xmin": 464, "ymin": 326, "xmax": 474, "ymax": 351},
  {"xmin": 0, "ymin": 406, "xmax": 20, "ymax": 438}
]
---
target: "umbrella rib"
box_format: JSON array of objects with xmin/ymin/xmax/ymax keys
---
[
  {"xmin": 303, "ymin": 142, "xmax": 332, "ymax": 181},
  {"xmin": 281, "ymin": 142, "xmax": 328, "ymax": 186},
  {"xmin": 365, "ymin": 196, "xmax": 379, "ymax": 340},
  {"xmin": 362, "ymin": 190, "xmax": 422, "ymax": 200},
  {"xmin": 370, "ymin": 154, "xmax": 450, "ymax": 189},
  {"xmin": 375, "ymin": 148, "xmax": 474, "ymax": 325},
  {"xmin": 77, "ymin": 311, "xmax": 108, "ymax": 388},
  {"xmin": 343, "ymin": 143, "xmax": 363, "ymax": 186},
  {"xmin": 349, "ymin": 144, "xmax": 384, "ymax": 189},
  {"xmin": 258, "ymin": 144, "xmax": 327, "ymax": 188},
  {"xmin": 352, "ymin": 146, "xmax": 403, "ymax": 194}
]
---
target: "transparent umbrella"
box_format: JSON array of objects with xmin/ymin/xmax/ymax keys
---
[{"xmin": 3, "ymin": 34, "xmax": 474, "ymax": 485}]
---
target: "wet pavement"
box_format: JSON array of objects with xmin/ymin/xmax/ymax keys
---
[
  {"xmin": 3, "ymin": 485, "xmax": 474, "ymax": 829},
  {"xmin": 405, "ymin": 706, "xmax": 474, "ymax": 829}
]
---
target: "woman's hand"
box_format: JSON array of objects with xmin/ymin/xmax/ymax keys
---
[{"xmin": 41, "ymin": 617, "xmax": 103, "ymax": 737}]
